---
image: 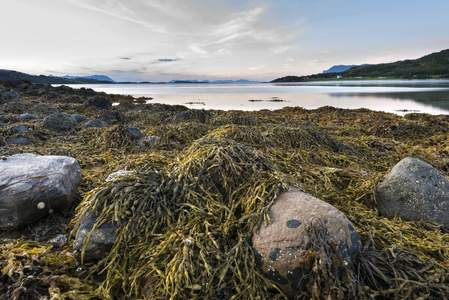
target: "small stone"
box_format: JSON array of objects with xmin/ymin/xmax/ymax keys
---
[{"xmin": 37, "ymin": 202, "xmax": 46, "ymax": 209}]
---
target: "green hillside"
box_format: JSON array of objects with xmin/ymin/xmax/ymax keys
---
[
  {"xmin": 0, "ymin": 69, "xmax": 112, "ymax": 84},
  {"xmin": 272, "ymin": 49, "xmax": 449, "ymax": 82}
]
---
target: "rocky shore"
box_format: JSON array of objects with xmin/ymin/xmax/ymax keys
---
[{"xmin": 1, "ymin": 80, "xmax": 449, "ymax": 299}]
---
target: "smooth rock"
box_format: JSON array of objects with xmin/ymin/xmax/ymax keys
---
[
  {"xmin": 376, "ymin": 157, "xmax": 449, "ymax": 228},
  {"xmin": 71, "ymin": 114, "xmax": 86, "ymax": 124},
  {"xmin": 128, "ymin": 127, "xmax": 143, "ymax": 138},
  {"xmin": 73, "ymin": 213, "xmax": 118, "ymax": 263},
  {"xmin": 0, "ymin": 154, "xmax": 82, "ymax": 229},
  {"xmin": 4, "ymin": 137, "xmax": 33, "ymax": 146},
  {"xmin": 12, "ymin": 125, "xmax": 30, "ymax": 134},
  {"xmin": 252, "ymin": 188, "xmax": 361, "ymax": 299},
  {"xmin": 43, "ymin": 113, "xmax": 77, "ymax": 131},
  {"xmin": 16, "ymin": 113, "xmax": 37, "ymax": 121},
  {"xmin": 105, "ymin": 170, "xmax": 135, "ymax": 182},
  {"xmin": 80, "ymin": 118, "xmax": 107, "ymax": 129},
  {"xmin": 0, "ymin": 90, "xmax": 21, "ymax": 104}
]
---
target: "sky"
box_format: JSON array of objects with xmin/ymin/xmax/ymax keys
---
[{"xmin": 1, "ymin": 0, "xmax": 448, "ymax": 82}]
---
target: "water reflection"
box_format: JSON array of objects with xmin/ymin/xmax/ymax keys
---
[{"xmin": 330, "ymin": 89, "xmax": 449, "ymax": 112}]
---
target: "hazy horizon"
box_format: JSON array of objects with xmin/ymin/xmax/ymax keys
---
[{"xmin": 1, "ymin": 0, "xmax": 448, "ymax": 82}]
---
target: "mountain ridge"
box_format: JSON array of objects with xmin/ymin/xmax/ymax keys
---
[{"xmin": 272, "ymin": 49, "xmax": 449, "ymax": 82}]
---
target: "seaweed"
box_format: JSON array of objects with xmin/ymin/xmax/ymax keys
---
[
  {"xmin": 71, "ymin": 138, "xmax": 290, "ymax": 299},
  {"xmin": 3, "ymin": 85, "xmax": 449, "ymax": 299}
]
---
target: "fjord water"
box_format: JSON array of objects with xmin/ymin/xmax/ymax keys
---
[{"xmin": 65, "ymin": 80, "xmax": 449, "ymax": 115}]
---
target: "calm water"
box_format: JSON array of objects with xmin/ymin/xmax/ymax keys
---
[{"xmin": 63, "ymin": 80, "xmax": 449, "ymax": 115}]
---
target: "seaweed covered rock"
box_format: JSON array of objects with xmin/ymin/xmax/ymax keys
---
[
  {"xmin": 73, "ymin": 213, "xmax": 118, "ymax": 263},
  {"xmin": 43, "ymin": 112, "xmax": 77, "ymax": 131},
  {"xmin": 83, "ymin": 95, "xmax": 112, "ymax": 110},
  {"xmin": 0, "ymin": 90, "xmax": 21, "ymax": 104},
  {"xmin": 252, "ymin": 187, "xmax": 361, "ymax": 299},
  {"xmin": 376, "ymin": 157, "xmax": 449, "ymax": 228},
  {"xmin": 0, "ymin": 154, "xmax": 82, "ymax": 229},
  {"xmin": 172, "ymin": 109, "xmax": 212, "ymax": 123},
  {"xmin": 71, "ymin": 138, "xmax": 289, "ymax": 299},
  {"xmin": 71, "ymin": 114, "xmax": 86, "ymax": 124}
]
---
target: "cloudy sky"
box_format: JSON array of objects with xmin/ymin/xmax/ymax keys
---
[{"xmin": 1, "ymin": 0, "xmax": 448, "ymax": 82}]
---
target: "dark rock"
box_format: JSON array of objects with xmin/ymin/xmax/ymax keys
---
[
  {"xmin": 128, "ymin": 127, "xmax": 143, "ymax": 138},
  {"xmin": 376, "ymin": 157, "xmax": 449, "ymax": 228},
  {"xmin": 80, "ymin": 118, "xmax": 107, "ymax": 129},
  {"xmin": 17, "ymin": 113, "xmax": 37, "ymax": 121},
  {"xmin": 0, "ymin": 90, "xmax": 21, "ymax": 104},
  {"xmin": 12, "ymin": 125, "xmax": 30, "ymax": 134},
  {"xmin": 43, "ymin": 113, "xmax": 77, "ymax": 131},
  {"xmin": 41, "ymin": 91, "xmax": 60, "ymax": 101},
  {"xmin": 73, "ymin": 213, "xmax": 118, "ymax": 263},
  {"xmin": 252, "ymin": 188, "xmax": 361, "ymax": 299},
  {"xmin": 0, "ymin": 85, "xmax": 5, "ymax": 91},
  {"xmin": 71, "ymin": 114, "xmax": 86, "ymax": 124},
  {"xmin": 0, "ymin": 138, "xmax": 5, "ymax": 147},
  {"xmin": 4, "ymin": 137, "xmax": 33, "ymax": 146},
  {"xmin": 0, "ymin": 153, "xmax": 82, "ymax": 229},
  {"xmin": 66, "ymin": 94, "xmax": 85, "ymax": 103},
  {"xmin": 16, "ymin": 83, "xmax": 33, "ymax": 90},
  {"xmin": 29, "ymin": 103, "xmax": 59, "ymax": 117},
  {"xmin": 83, "ymin": 96, "xmax": 112, "ymax": 110}
]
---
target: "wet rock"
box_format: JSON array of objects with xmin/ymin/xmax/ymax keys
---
[
  {"xmin": 73, "ymin": 213, "xmax": 118, "ymax": 263},
  {"xmin": 80, "ymin": 118, "xmax": 108, "ymax": 129},
  {"xmin": 43, "ymin": 113, "xmax": 77, "ymax": 131},
  {"xmin": 0, "ymin": 90, "xmax": 21, "ymax": 104},
  {"xmin": 105, "ymin": 170, "xmax": 135, "ymax": 182},
  {"xmin": 128, "ymin": 127, "xmax": 143, "ymax": 138},
  {"xmin": 4, "ymin": 137, "xmax": 33, "ymax": 146},
  {"xmin": 252, "ymin": 188, "xmax": 361, "ymax": 299},
  {"xmin": 16, "ymin": 82, "xmax": 33, "ymax": 90},
  {"xmin": 376, "ymin": 157, "xmax": 449, "ymax": 228},
  {"xmin": 71, "ymin": 114, "xmax": 86, "ymax": 124},
  {"xmin": 16, "ymin": 113, "xmax": 37, "ymax": 121},
  {"xmin": 139, "ymin": 135, "xmax": 161, "ymax": 148},
  {"xmin": 12, "ymin": 125, "xmax": 30, "ymax": 134},
  {"xmin": 83, "ymin": 96, "xmax": 112, "ymax": 110},
  {"xmin": 0, "ymin": 153, "xmax": 82, "ymax": 229}
]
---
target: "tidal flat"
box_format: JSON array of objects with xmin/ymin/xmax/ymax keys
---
[{"xmin": 1, "ymin": 81, "xmax": 449, "ymax": 299}]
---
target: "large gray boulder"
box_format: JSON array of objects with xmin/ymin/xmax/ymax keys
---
[
  {"xmin": 0, "ymin": 153, "xmax": 82, "ymax": 229},
  {"xmin": 252, "ymin": 188, "xmax": 361, "ymax": 299},
  {"xmin": 376, "ymin": 157, "xmax": 449, "ymax": 228},
  {"xmin": 43, "ymin": 113, "xmax": 77, "ymax": 131}
]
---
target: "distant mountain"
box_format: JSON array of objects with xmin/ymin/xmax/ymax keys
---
[
  {"xmin": 61, "ymin": 74, "xmax": 116, "ymax": 83},
  {"xmin": 169, "ymin": 79, "xmax": 260, "ymax": 84},
  {"xmin": 0, "ymin": 69, "xmax": 114, "ymax": 84},
  {"xmin": 323, "ymin": 64, "xmax": 371, "ymax": 73},
  {"xmin": 272, "ymin": 49, "xmax": 449, "ymax": 82}
]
